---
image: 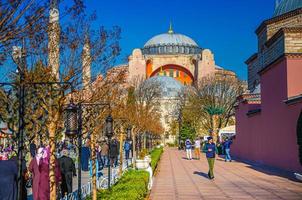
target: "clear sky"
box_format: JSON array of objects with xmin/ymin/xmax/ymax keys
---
[{"xmin": 87, "ymin": 0, "xmax": 277, "ymax": 80}]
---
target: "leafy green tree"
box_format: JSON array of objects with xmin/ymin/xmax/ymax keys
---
[{"xmin": 180, "ymin": 122, "xmax": 196, "ymax": 142}]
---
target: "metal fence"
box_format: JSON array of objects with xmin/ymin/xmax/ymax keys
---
[{"xmin": 60, "ymin": 160, "xmax": 129, "ymax": 200}]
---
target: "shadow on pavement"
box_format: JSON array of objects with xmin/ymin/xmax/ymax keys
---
[
  {"xmin": 233, "ymin": 157, "xmax": 300, "ymax": 183},
  {"xmin": 193, "ymin": 171, "xmax": 209, "ymax": 179}
]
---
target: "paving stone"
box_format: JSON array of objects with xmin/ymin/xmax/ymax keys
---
[{"xmin": 149, "ymin": 148, "xmax": 302, "ymax": 200}]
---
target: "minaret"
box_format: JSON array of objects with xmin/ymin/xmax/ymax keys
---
[
  {"xmin": 48, "ymin": 1, "xmax": 60, "ymax": 199},
  {"xmin": 48, "ymin": 0, "xmax": 60, "ymax": 80},
  {"xmin": 82, "ymin": 36, "xmax": 91, "ymax": 90}
]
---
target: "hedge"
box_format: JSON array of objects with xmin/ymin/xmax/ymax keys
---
[
  {"xmin": 88, "ymin": 170, "xmax": 149, "ymax": 200},
  {"xmin": 87, "ymin": 147, "xmax": 164, "ymax": 200},
  {"xmin": 150, "ymin": 147, "xmax": 163, "ymax": 172}
]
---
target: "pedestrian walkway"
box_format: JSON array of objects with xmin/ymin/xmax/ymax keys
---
[{"xmin": 150, "ymin": 148, "xmax": 302, "ymax": 200}]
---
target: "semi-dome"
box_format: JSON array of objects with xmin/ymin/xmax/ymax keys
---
[
  {"xmin": 142, "ymin": 24, "xmax": 202, "ymax": 55},
  {"xmin": 144, "ymin": 76, "xmax": 183, "ymax": 98},
  {"xmin": 273, "ymin": 0, "xmax": 302, "ymax": 17}
]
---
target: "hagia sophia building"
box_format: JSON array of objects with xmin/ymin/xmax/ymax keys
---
[
  {"xmin": 99, "ymin": 24, "xmax": 238, "ymax": 142},
  {"xmin": 112, "ymin": 24, "xmax": 236, "ymax": 85}
]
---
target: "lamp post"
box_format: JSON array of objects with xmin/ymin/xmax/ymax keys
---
[
  {"xmin": 12, "ymin": 46, "xmax": 26, "ymax": 200},
  {"xmin": 64, "ymin": 102, "xmax": 81, "ymax": 198},
  {"xmin": 178, "ymin": 111, "xmax": 182, "ymax": 150},
  {"xmin": 105, "ymin": 115, "xmax": 113, "ymax": 189},
  {"xmin": 65, "ymin": 102, "xmax": 111, "ymax": 199}
]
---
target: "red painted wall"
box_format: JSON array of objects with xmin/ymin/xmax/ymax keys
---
[{"xmin": 233, "ymin": 57, "xmax": 302, "ymax": 172}]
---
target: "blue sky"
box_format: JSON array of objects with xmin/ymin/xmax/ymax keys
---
[{"xmin": 87, "ymin": 0, "xmax": 277, "ymax": 80}]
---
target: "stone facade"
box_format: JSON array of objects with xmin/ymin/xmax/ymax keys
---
[{"xmin": 247, "ymin": 8, "xmax": 302, "ymax": 91}]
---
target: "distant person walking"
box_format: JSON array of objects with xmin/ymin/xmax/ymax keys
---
[
  {"xmin": 81, "ymin": 140, "xmax": 91, "ymax": 171},
  {"xmin": 203, "ymin": 137, "xmax": 218, "ymax": 179},
  {"xmin": 124, "ymin": 140, "xmax": 131, "ymax": 161},
  {"xmin": 223, "ymin": 138, "xmax": 233, "ymax": 162},
  {"xmin": 194, "ymin": 138, "xmax": 201, "ymax": 160},
  {"xmin": 185, "ymin": 139, "xmax": 192, "ymax": 160},
  {"xmin": 109, "ymin": 138, "xmax": 119, "ymax": 167},
  {"xmin": 100, "ymin": 140, "xmax": 109, "ymax": 168},
  {"xmin": 58, "ymin": 149, "xmax": 76, "ymax": 196}
]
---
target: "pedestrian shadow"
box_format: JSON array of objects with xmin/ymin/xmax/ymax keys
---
[{"xmin": 193, "ymin": 171, "xmax": 209, "ymax": 179}]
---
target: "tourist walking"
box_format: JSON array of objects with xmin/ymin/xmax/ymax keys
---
[
  {"xmin": 58, "ymin": 149, "xmax": 76, "ymax": 197},
  {"xmin": 202, "ymin": 137, "xmax": 218, "ymax": 179},
  {"xmin": 100, "ymin": 140, "xmax": 109, "ymax": 168},
  {"xmin": 29, "ymin": 147, "xmax": 62, "ymax": 200},
  {"xmin": 81, "ymin": 140, "xmax": 91, "ymax": 171},
  {"xmin": 194, "ymin": 137, "xmax": 201, "ymax": 160},
  {"xmin": 185, "ymin": 139, "xmax": 192, "ymax": 160},
  {"xmin": 124, "ymin": 140, "xmax": 131, "ymax": 160},
  {"xmin": 109, "ymin": 138, "xmax": 119, "ymax": 167},
  {"xmin": 0, "ymin": 158, "xmax": 18, "ymax": 200},
  {"xmin": 223, "ymin": 137, "xmax": 233, "ymax": 162}
]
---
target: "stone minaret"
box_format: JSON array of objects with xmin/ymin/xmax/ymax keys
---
[
  {"xmin": 48, "ymin": 1, "xmax": 60, "ymax": 199},
  {"xmin": 48, "ymin": 0, "xmax": 60, "ymax": 80},
  {"xmin": 82, "ymin": 36, "xmax": 91, "ymax": 90}
]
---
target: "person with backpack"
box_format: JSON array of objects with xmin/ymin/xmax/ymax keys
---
[
  {"xmin": 185, "ymin": 139, "xmax": 192, "ymax": 160},
  {"xmin": 202, "ymin": 137, "xmax": 218, "ymax": 179}
]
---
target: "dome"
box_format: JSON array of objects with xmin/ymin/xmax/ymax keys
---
[
  {"xmin": 142, "ymin": 24, "xmax": 201, "ymax": 55},
  {"xmin": 144, "ymin": 33, "xmax": 198, "ymax": 48},
  {"xmin": 144, "ymin": 76, "xmax": 183, "ymax": 98},
  {"xmin": 273, "ymin": 0, "xmax": 302, "ymax": 17}
]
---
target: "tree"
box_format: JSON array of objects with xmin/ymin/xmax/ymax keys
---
[{"xmin": 178, "ymin": 75, "xmax": 244, "ymax": 142}]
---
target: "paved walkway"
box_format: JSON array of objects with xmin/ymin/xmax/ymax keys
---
[{"xmin": 150, "ymin": 148, "xmax": 302, "ymax": 200}]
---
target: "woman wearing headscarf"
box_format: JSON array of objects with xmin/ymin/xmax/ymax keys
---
[{"xmin": 29, "ymin": 146, "xmax": 61, "ymax": 200}]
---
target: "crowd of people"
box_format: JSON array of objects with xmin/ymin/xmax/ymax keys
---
[
  {"xmin": 184, "ymin": 136, "xmax": 233, "ymax": 180},
  {"xmin": 0, "ymin": 137, "xmax": 133, "ymax": 200}
]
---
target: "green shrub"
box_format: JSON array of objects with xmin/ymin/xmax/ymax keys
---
[
  {"xmin": 92, "ymin": 170, "xmax": 149, "ymax": 200},
  {"xmin": 150, "ymin": 147, "xmax": 163, "ymax": 172}
]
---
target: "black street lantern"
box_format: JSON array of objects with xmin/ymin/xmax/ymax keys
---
[
  {"xmin": 65, "ymin": 102, "xmax": 78, "ymax": 137},
  {"xmin": 127, "ymin": 127, "xmax": 132, "ymax": 140},
  {"xmin": 105, "ymin": 115, "xmax": 113, "ymax": 138}
]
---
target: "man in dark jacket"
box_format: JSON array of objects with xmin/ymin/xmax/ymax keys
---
[
  {"xmin": 59, "ymin": 149, "xmax": 76, "ymax": 196},
  {"xmin": 109, "ymin": 138, "xmax": 119, "ymax": 167},
  {"xmin": 81, "ymin": 140, "xmax": 91, "ymax": 171},
  {"xmin": 223, "ymin": 138, "xmax": 233, "ymax": 162},
  {"xmin": 202, "ymin": 136, "xmax": 218, "ymax": 179},
  {"xmin": 0, "ymin": 159, "xmax": 18, "ymax": 200}
]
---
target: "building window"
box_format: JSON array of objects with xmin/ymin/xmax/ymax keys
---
[
  {"xmin": 168, "ymin": 46, "xmax": 172, "ymax": 53},
  {"xmin": 175, "ymin": 46, "xmax": 179, "ymax": 53},
  {"xmin": 185, "ymin": 47, "xmax": 189, "ymax": 54},
  {"xmin": 169, "ymin": 69, "xmax": 174, "ymax": 77},
  {"xmin": 180, "ymin": 47, "xmax": 184, "ymax": 53},
  {"xmin": 159, "ymin": 47, "xmax": 163, "ymax": 53},
  {"xmin": 164, "ymin": 46, "xmax": 167, "ymax": 54}
]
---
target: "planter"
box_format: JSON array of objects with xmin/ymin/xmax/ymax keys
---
[
  {"xmin": 145, "ymin": 155, "xmax": 151, "ymax": 164},
  {"xmin": 136, "ymin": 159, "xmax": 149, "ymax": 169},
  {"xmin": 294, "ymin": 173, "xmax": 302, "ymax": 182}
]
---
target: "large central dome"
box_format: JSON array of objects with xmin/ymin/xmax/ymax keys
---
[
  {"xmin": 144, "ymin": 33, "xmax": 198, "ymax": 47},
  {"xmin": 142, "ymin": 25, "xmax": 201, "ymax": 55},
  {"xmin": 273, "ymin": 0, "xmax": 302, "ymax": 17}
]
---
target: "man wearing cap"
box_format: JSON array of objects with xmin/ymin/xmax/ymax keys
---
[{"xmin": 202, "ymin": 136, "xmax": 218, "ymax": 179}]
